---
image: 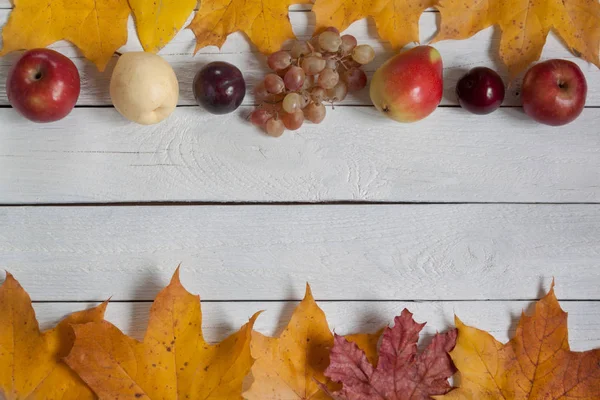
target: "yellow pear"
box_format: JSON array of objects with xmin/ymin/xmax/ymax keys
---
[{"xmin": 110, "ymin": 52, "xmax": 179, "ymax": 125}]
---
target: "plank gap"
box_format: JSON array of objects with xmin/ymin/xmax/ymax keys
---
[{"xmin": 2, "ymin": 201, "xmax": 600, "ymax": 206}]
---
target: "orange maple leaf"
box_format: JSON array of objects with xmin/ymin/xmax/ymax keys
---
[
  {"xmin": 65, "ymin": 269, "xmax": 259, "ymax": 400},
  {"xmin": 437, "ymin": 284, "xmax": 600, "ymax": 399},
  {"xmin": 312, "ymin": 0, "xmax": 435, "ymax": 49},
  {"xmin": 0, "ymin": 0, "xmax": 130, "ymax": 71},
  {"xmin": 187, "ymin": 0, "xmax": 312, "ymax": 54},
  {"xmin": 0, "ymin": 272, "xmax": 106, "ymax": 400},
  {"xmin": 434, "ymin": 0, "xmax": 600, "ymax": 77}
]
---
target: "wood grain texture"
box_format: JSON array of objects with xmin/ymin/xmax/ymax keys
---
[
  {"xmin": 31, "ymin": 300, "xmax": 600, "ymax": 351},
  {"xmin": 2, "ymin": 204, "xmax": 600, "ymax": 301},
  {"xmin": 1, "ymin": 107, "xmax": 599, "ymax": 203},
  {"xmin": 1, "ymin": 11, "xmax": 599, "ymax": 107}
]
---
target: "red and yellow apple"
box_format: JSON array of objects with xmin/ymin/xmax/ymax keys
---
[
  {"xmin": 521, "ymin": 59, "xmax": 587, "ymax": 126},
  {"xmin": 6, "ymin": 49, "xmax": 80, "ymax": 123},
  {"xmin": 370, "ymin": 45, "xmax": 443, "ymax": 123}
]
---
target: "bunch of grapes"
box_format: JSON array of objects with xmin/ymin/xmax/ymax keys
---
[{"xmin": 249, "ymin": 28, "xmax": 376, "ymax": 137}]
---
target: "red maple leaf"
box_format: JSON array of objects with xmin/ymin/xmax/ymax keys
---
[{"xmin": 324, "ymin": 309, "xmax": 457, "ymax": 400}]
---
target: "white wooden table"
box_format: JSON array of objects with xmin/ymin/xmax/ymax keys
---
[{"xmin": 1, "ymin": 5, "xmax": 600, "ymax": 348}]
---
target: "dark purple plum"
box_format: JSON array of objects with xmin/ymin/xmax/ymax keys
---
[
  {"xmin": 456, "ymin": 67, "xmax": 505, "ymax": 115},
  {"xmin": 193, "ymin": 62, "xmax": 246, "ymax": 114}
]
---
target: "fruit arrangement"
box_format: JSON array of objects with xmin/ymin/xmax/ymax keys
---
[
  {"xmin": 248, "ymin": 28, "xmax": 375, "ymax": 137},
  {"xmin": 2, "ymin": 38, "xmax": 589, "ymax": 129}
]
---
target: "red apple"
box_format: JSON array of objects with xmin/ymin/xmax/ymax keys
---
[
  {"xmin": 6, "ymin": 49, "xmax": 80, "ymax": 123},
  {"xmin": 370, "ymin": 45, "xmax": 443, "ymax": 123},
  {"xmin": 521, "ymin": 59, "xmax": 587, "ymax": 126}
]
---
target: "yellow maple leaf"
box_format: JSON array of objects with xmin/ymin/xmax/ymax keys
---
[
  {"xmin": 244, "ymin": 284, "xmax": 383, "ymax": 400},
  {"xmin": 437, "ymin": 284, "xmax": 600, "ymax": 400},
  {"xmin": 434, "ymin": 0, "xmax": 600, "ymax": 77},
  {"xmin": 0, "ymin": 272, "xmax": 106, "ymax": 400},
  {"xmin": 65, "ymin": 269, "xmax": 259, "ymax": 400},
  {"xmin": 129, "ymin": 0, "xmax": 197, "ymax": 53},
  {"xmin": 243, "ymin": 284, "xmax": 334, "ymax": 399},
  {"xmin": 0, "ymin": 0, "xmax": 130, "ymax": 71},
  {"xmin": 187, "ymin": 0, "xmax": 311, "ymax": 54},
  {"xmin": 312, "ymin": 0, "xmax": 435, "ymax": 49}
]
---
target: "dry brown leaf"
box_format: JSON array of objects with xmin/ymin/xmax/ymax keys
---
[
  {"xmin": 312, "ymin": 0, "xmax": 435, "ymax": 48},
  {"xmin": 129, "ymin": 0, "xmax": 197, "ymax": 53},
  {"xmin": 65, "ymin": 269, "xmax": 259, "ymax": 399},
  {"xmin": 0, "ymin": 0, "xmax": 130, "ymax": 71},
  {"xmin": 0, "ymin": 272, "xmax": 106, "ymax": 400},
  {"xmin": 435, "ymin": 0, "xmax": 600, "ymax": 77},
  {"xmin": 437, "ymin": 284, "xmax": 600, "ymax": 399},
  {"xmin": 188, "ymin": 0, "xmax": 311, "ymax": 54}
]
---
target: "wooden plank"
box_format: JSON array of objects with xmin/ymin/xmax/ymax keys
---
[
  {"xmin": 1, "ymin": 107, "xmax": 600, "ymax": 203},
  {"xmin": 32, "ymin": 300, "xmax": 600, "ymax": 351},
  {"xmin": 2, "ymin": 204, "xmax": 600, "ymax": 301},
  {"xmin": 1, "ymin": 12, "xmax": 599, "ymax": 107}
]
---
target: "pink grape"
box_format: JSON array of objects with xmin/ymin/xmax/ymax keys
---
[
  {"xmin": 284, "ymin": 66, "xmax": 306, "ymax": 91},
  {"xmin": 250, "ymin": 109, "xmax": 272, "ymax": 128},
  {"xmin": 309, "ymin": 36, "xmax": 322, "ymax": 53},
  {"xmin": 264, "ymin": 73, "xmax": 285, "ymax": 94},
  {"xmin": 301, "ymin": 56, "xmax": 326, "ymax": 75},
  {"xmin": 265, "ymin": 118, "xmax": 285, "ymax": 137},
  {"xmin": 282, "ymin": 93, "xmax": 302, "ymax": 113},
  {"xmin": 343, "ymin": 68, "xmax": 367, "ymax": 92},
  {"xmin": 304, "ymin": 102, "xmax": 326, "ymax": 124},
  {"xmin": 267, "ymin": 51, "xmax": 292, "ymax": 70},
  {"xmin": 318, "ymin": 68, "xmax": 340, "ymax": 90},
  {"xmin": 281, "ymin": 110, "xmax": 305, "ymax": 131},
  {"xmin": 302, "ymin": 75, "xmax": 316, "ymax": 90},
  {"xmin": 254, "ymin": 82, "xmax": 284, "ymax": 103},
  {"xmin": 310, "ymin": 87, "xmax": 327, "ymax": 103},
  {"xmin": 318, "ymin": 31, "xmax": 342, "ymax": 52},
  {"xmin": 291, "ymin": 41, "xmax": 311, "ymax": 59},
  {"xmin": 254, "ymin": 82, "xmax": 269, "ymax": 102},
  {"xmin": 327, "ymin": 81, "xmax": 348, "ymax": 102},
  {"xmin": 340, "ymin": 35, "xmax": 357, "ymax": 55},
  {"xmin": 352, "ymin": 45, "xmax": 375, "ymax": 65}
]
